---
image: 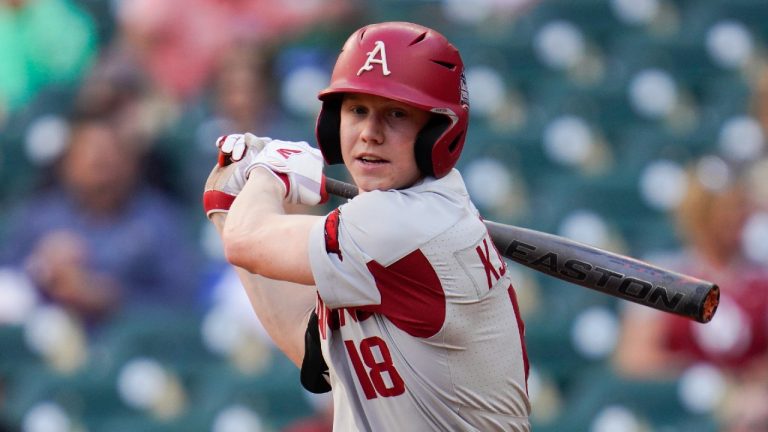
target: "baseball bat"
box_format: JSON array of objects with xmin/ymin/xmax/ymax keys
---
[{"xmin": 324, "ymin": 177, "xmax": 719, "ymax": 323}]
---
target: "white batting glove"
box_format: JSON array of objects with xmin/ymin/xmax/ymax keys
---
[
  {"xmin": 203, "ymin": 133, "xmax": 270, "ymax": 218},
  {"xmin": 252, "ymin": 140, "xmax": 328, "ymax": 206},
  {"xmin": 217, "ymin": 133, "xmax": 270, "ymax": 164}
]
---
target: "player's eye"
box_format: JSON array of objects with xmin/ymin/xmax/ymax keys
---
[{"xmin": 389, "ymin": 109, "xmax": 407, "ymax": 119}]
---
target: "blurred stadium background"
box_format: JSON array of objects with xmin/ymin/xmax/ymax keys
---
[{"xmin": 1, "ymin": 0, "xmax": 768, "ymax": 431}]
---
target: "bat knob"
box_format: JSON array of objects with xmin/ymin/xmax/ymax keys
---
[
  {"xmin": 217, "ymin": 152, "xmax": 232, "ymax": 167},
  {"xmin": 700, "ymin": 285, "xmax": 720, "ymax": 323}
]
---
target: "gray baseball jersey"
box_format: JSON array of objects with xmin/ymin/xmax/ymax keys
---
[{"xmin": 308, "ymin": 170, "xmax": 531, "ymax": 431}]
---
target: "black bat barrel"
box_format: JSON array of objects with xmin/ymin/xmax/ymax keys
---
[{"xmin": 485, "ymin": 221, "xmax": 719, "ymax": 323}]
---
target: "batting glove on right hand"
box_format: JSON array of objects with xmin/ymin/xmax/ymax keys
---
[
  {"xmin": 251, "ymin": 140, "xmax": 328, "ymax": 206},
  {"xmin": 203, "ymin": 133, "xmax": 270, "ymax": 218}
]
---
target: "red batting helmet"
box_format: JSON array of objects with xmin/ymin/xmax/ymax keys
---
[{"xmin": 316, "ymin": 21, "xmax": 470, "ymax": 179}]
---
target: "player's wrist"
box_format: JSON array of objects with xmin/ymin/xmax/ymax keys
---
[
  {"xmin": 203, "ymin": 190, "xmax": 236, "ymax": 219},
  {"xmin": 249, "ymin": 166, "xmax": 290, "ymax": 199},
  {"xmin": 208, "ymin": 211, "xmax": 227, "ymax": 227}
]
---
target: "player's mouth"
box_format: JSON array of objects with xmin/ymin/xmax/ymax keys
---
[{"xmin": 358, "ymin": 155, "xmax": 388, "ymax": 165}]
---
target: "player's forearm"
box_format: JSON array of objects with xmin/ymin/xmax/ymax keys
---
[
  {"xmin": 233, "ymin": 268, "xmax": 315, "ymax": 367},
  {"xmin": 222, "ymin": 169, "xmax": 317, "ymax": 285},
  {"xmin": 211, "ymin": 213, "xmax": 315, "ymax": 367}
]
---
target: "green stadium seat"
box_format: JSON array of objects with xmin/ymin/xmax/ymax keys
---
[
  {"xmin": 524, "ymin": 305, "xmax": 596, "ymax": 390},
  {"xmin": 679, "ymin": 0, "xmax": 768, "ymax": 41},
  {"xmin": 192, "ymin": 355, "xmax": 313, "ymax": 430},
  {"xmin": 0, "ymin": 325, "xmax": 40, "ymax": 380},
  {"xmin": 699, "ymin": 74, "xmax": 752, "ymax": 121},
  {"xmin": 454, "ymin": 38, "xmax": 544, "ymax": 85},
  {"xmin": 93, "ymin": 308, "xmax": 218, "ymax": 377},
  {"xmin": 609, "ymin": 121, "xmax": 709, "ymax": 171},
  {"xmin": 551, "ymin": 365, "xmax": 716, "ymax": 431},
  {"xmin": 366, "ymin": 0, "xmax": 451, "ymax": 30},
  {"xmin": 2, "ymin": 361, "xmax": 130, "ymax": 428},
  {"xmin": 89, "ymin": 411, "xmax": 214, "ymax": 432},
  {"xmin": 524, "ymin": 0, "xmax": 625, "ymax": 45}
]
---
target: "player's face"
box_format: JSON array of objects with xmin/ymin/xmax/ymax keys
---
[{"xmin": 339, "ymin": 93, "xmax": 431, "ymax": 192}]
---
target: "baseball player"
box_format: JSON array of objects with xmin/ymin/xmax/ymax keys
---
[{"xmin": 204, "ymin": 22, "xmax": 531, "ymax": 431}]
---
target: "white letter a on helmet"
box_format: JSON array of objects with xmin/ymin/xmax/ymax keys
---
[{"xmin": 357, "ymin": 41, "xmax": 391, "ymax": 76}]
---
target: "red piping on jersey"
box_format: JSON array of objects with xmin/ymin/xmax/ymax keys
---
[
  {"xmin": 324, "ymin": 208, "xmax": 342, "ymax": 261},
  {"xmin": 366, "ymin": 250, "xmax": 446, "ymax": 338},
  {"xmin": 507, "ymin": 284, "xmax": 529, "ymax": 393}
]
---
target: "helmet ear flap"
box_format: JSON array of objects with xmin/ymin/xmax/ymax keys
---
[
  {"xmin": 316, "ymin": 97, "xmax": 344, "ymax": 165},
  {"xmin": 414, "ymin": 115, "xmax": 451, "ymax": 178}
]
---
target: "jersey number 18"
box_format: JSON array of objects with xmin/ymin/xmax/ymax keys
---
[{"xmin": 344, "ymin": 336, "xmax": 405, "ymax": 399}]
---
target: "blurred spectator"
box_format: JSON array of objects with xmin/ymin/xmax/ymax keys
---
[
  {"xmin": 0, "ymin": 0, "xmax": 97, "ymax": 118},
  {"xmin": 112, "ymin": 0, "xmax": 356, "ymax": 103},
  {"xmin": 207, "ymin": 43, "xmax": 281, "ymax": 135},
  {"xmin": 613, "ymin": 163, "xmax": 768, "ymax": 425},
  {"xmin": 614, "ymin": 166, "xmax": 768, "ymax": 376},
  {"xmin": 0, "ymin": 113, "xmax": 202, "ymax": 326},
  {"xmin": 74, "ymin": 47, "xmax": 172, "ymax": 150},
  {"xmin": 74, "ymin": 42, "xmax": 185, "ymax": 200}
]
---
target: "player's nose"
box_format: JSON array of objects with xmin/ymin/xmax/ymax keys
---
[{"xmin": 360, "ymin": 116, "xmax": 384, "ymax": 145}]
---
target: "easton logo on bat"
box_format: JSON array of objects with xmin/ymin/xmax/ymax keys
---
[{"xmin": 507, "ymin": 240, "xmax": 684, "ymax": 310}]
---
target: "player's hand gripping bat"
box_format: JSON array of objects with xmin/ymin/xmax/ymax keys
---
[{"xmin": 324, "ymin": 178, "xmax": 719, "ymax": 323}]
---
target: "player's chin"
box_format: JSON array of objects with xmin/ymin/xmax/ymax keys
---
[{"xmin": 352, "ymin": 174, "xmax": 397, "ymax": 193}]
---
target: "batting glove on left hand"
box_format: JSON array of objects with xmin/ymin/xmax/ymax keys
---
[{"xmin": 251, "ymin": 140, "xmax": 328, "ymax": 206}]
